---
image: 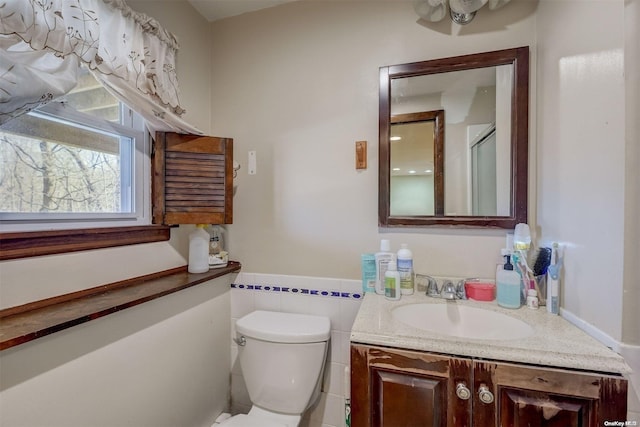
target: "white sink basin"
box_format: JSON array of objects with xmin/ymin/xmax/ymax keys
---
[{"xmin": 391, "ymin": 303, "xmax": 534, "ymax": 340}]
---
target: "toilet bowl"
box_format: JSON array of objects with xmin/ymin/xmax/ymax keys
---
[{"xmin": 220, "ymin": 310, "xmax": 331, "ymax": 427}]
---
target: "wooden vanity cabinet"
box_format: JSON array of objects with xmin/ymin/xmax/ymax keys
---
[
  {"xmin": 351, "ymin": 344, "xmax": 628, "ymax": 427},
  {"xmin": 351, "ymin": 343, "xmax": 471, "ymax": 427}
]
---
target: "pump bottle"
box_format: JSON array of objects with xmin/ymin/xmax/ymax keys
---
[{"xmin": 496, "ymin": 255, "xmax": 521, "ymax": 308}]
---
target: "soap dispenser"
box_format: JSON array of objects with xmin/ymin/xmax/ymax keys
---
[{"xmin": 496, "ymin": 255, "xmax": 521, "ymax": 309}]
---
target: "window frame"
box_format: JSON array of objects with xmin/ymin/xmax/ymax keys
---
[
  {"xmin": 0, "ymin": 101, "xmax": 150, "ymax": 229},
  {"xmin": 0, "ymin": 225, "xmax": 170, "ymax": 261},
  {"xmin": 0, "ymin": 97, "xmax": 170, "ymax": 260}
]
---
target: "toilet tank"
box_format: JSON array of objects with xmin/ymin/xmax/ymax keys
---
[{"xmin": 235, "ymin": 311, "xmax": 331, "ymax": 415}]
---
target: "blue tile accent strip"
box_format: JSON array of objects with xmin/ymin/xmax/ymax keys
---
[{"xmin": 231, "ymin": 283, "xmax": 362, "ymax": 300}]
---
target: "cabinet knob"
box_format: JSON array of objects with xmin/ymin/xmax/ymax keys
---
[
  {"xmin": 478, "ymin": 384, "xmax": 494, "ymax": 404},
  {"xmin": 456, "ymin": 382, "xmax": 471, "ymax": 400}
]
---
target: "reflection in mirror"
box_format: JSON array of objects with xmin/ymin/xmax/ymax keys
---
[
  {"xmin": 392, "ymin": 66, "xmax": 512, "ymax": 217},
  {"xmin": 379, "ymin": 47, "xmax": 529, "ymax": 228},
  {"xmin": 390, "ymin": 110, "xmax": 444, "ymax": 217}
]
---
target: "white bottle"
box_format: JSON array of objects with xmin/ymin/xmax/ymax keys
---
[
  {"xmin": 397, "ymin": 243, "xmax": 414, "ymax": 295},
  {"xmin": 384, "ymin": 260, "xmax": 401, "ymax": 301},
  {"xmin": 526, "ymin": 289, "xmax": 539, "ymax": 309},
  {"xmin": 188, "ymin": 224, "xmax": 210, "ymax": 273},
  {"xmin": 375, "ymin": 239, "xmax": 394, "ymax": 295}
]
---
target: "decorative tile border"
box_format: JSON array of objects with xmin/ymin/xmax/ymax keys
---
[{"xmin": 231, "ymin": 283, "xmax": 362, "ymax": 300}]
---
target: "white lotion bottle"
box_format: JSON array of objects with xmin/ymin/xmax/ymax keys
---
[
  {"xmin": 188, "ymin": 224, "xmax": 210, "ymax": 273},
  {"xmin": 397, "ymin": 243, "xmax": 414, "ymax": 295},
  {"xmin": 384, "ymin": 260, "xmax": 401, "ymax": 301},
  {"xmin": 375, "ymin": 239, "xmax": 394, "ymax": 295}
]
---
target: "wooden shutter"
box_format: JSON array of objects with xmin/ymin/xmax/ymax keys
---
[{"xmin": 152, "ymin": 132, "xmax": 233, "ymax": 225}]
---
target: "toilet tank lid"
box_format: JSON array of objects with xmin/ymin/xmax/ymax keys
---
[{"xmin": 236, "ymin": 310, "xmax": 331, "ymax": 343}]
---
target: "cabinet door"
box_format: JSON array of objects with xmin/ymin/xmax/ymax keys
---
[
  {"xmin": 473, "ymin": 360, "xmax": 628, "ymax": 427},
  {"xmin": 351, "ymin": 344, "xmax": 472, "ymax": 427},
  {"xmin": 152, "ymin": 132, "xmax": 233, "ymax": 225}
]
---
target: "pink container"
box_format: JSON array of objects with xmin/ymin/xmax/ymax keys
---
[{"xmin": 464, "ymin": 281, "xmax": 496, "ymax": 302}]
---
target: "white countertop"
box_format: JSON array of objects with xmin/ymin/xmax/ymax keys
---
[{"xmin": 350, "ymin": 292, "xmax": 631, "ymax": 375}]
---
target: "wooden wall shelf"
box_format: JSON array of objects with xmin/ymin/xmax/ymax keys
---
[{"xmin": 0, "ymin": 262, "xmax": 241, "ymax": 351}]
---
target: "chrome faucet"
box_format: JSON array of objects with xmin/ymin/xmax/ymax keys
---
[
  {"xmin": 424, "ymin": 277, "xmax": 467, "ymax": 300},
  {"xmin": 454, "ymin": 279, "xmax": 467, "ymax": 300}
]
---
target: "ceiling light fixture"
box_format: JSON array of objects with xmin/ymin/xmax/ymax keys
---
[
  {"xmin": 413, "ymin": 0, "xmax": 511, "ymax": 25},
  {"xmin": 390, "ymin": 136, "xmax": 402, "ymax": 141}
]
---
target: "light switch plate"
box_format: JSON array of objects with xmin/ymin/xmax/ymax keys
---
[{"xmin": 248, "ymin": 150, "xmax": 256, "ymax": 175}]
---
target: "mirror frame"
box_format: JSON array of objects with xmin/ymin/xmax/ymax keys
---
[{"xmin": 379, "ymin": 46, "xmax": 529, "ymax": 228}]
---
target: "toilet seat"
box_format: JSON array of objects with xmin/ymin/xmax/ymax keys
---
[
  {"xmin": 218, "ymin": 414, "xmax": 288, "ymax": 427},
  {"xmin": 236, "ymin": 310, "xmax": 330, "ymax": 343}
]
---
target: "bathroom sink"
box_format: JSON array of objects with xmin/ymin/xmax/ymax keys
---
[{"xmin": 391, "ymin": 303, "xmax": 534, "ymax": 340}]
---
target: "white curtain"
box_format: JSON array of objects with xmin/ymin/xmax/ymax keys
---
[{"xmin": 0, "ymin": 0, "xmax": 201, "ymax": 134}]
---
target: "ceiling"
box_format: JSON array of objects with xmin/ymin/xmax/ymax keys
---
[{"xmin": 187, "ymin": 0, "xmax": 297, "ymax": 21}]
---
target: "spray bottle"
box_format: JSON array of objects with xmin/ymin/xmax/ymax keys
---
[{"xmin": 397, "ymin": 243, "xmax": 414, "ymax": 295}]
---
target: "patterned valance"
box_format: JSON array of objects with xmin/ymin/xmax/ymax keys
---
[{"xmin": 0, "ymin": 0, "xmax": 200, "ymax": 133}]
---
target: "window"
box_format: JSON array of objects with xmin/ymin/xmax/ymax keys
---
[{"xmin": 0, "ymin": 67, "xmax": 149, "ymax": 232}]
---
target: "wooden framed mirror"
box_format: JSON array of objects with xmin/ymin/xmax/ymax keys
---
[{"xmin": 379, "ymin": 46, "xmax": 529, "ymax": 228}]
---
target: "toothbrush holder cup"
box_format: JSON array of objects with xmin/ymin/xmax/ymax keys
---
[{"xmin": 534, "ymin": 275, "xmax": 547, "ymax": 306}]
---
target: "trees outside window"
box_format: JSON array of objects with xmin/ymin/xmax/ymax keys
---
[{"xmin": 0, "ymin": 66, "xmax": 148, "ymax": 231}]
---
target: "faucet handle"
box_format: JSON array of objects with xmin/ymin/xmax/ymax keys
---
[
  {"xmin": 441, "ymin": 280, "xmax": 456, "ymax": 299},
  {"xmin": 425, "ymin": 276, "xmax": 440, "ymax": 297},
  {"xmin": 455, "ymin": 279, "xmax": 468, "ymax": 300}
]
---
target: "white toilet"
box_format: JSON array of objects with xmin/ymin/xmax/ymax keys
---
[{"xmin": 220, "ymin": 310, "xmax": 331, "ymax": 427}]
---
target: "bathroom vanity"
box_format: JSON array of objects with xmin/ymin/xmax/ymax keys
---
[{"xmin": 350, "ymin": 293, "xmax": 629, "ymax": 427}]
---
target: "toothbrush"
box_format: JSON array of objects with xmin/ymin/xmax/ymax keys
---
[
  {"xmin": 546, "ymin": 243, "xmax": 560, "ymax": 315},
  {"xmin": 512, "ymin": 251, "xmax": 536, "ymax": 302}
]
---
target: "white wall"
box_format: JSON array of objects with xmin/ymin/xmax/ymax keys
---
[
  {"xmin": 536, "ymin": 0, "xmax": 626, "ymax": 343},
  {"xmin": 622, "ymin": 0, "xmax": 640, "ymax": 347},
  {"xmin": 211, "ymin": 0, "xmax": 538, "ymax": 282},
  {"xmin": 535, "ymin": 0, "xmax": 639, "ymax": 417}
]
